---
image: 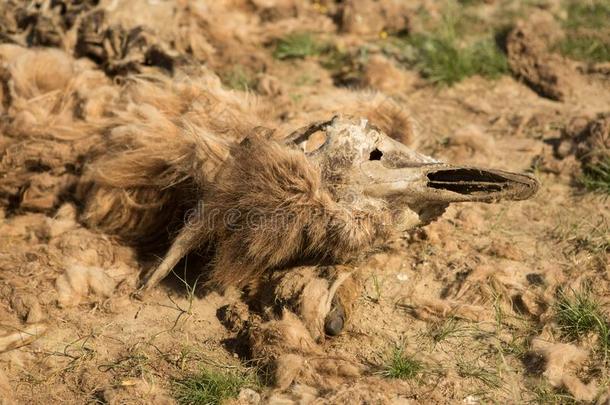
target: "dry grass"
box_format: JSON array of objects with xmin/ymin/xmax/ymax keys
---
[
  {"xmin": 1, "ymin": 0, "xmax": 609, "ymax": 403},
  {"xmin": 426, "ymin": 317, "xmax": 472, "ymax": 344},
  {"xmin": 220, "ymin": 65, "xmax": 257, "ymax": 91},
  {"xmin": 456, "ymin": 357, "xmax": 502, "ymax": 390},
  {"xmin": 530, "ymin": 382, "xmax": 578, "ymax": 405}
]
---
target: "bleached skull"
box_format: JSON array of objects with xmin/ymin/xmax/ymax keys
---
[{"xmin": 289, "ymin": 115, "xmax": 538, "ymax": 231}]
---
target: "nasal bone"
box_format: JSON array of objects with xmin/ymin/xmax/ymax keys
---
[{"xmin": 365, "ymin": 163, "xmax": 539, "ymax": 203}]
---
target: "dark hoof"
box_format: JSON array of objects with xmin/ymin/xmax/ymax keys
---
[{"xmin": 324, "ymin": 299, "xmax": 345, "ymax": 336}]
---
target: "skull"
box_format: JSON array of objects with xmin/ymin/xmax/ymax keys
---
[{"xmin": 288, "ymin": 115, "xmax": 538, "ymax": 231}]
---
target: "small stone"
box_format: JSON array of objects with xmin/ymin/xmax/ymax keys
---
[
  {"xmin": 238, "ymin": 388, "xmax": 261, "ymax": 404},
  {"xmin": 463, "ymin": 395, "xmax": 479, "ymax": 404}
]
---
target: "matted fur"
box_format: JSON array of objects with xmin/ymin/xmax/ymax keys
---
[
  {"xmin": 75, "ymin": 71, "xmax": 276, "ymax": 245},
  {"xmin": 186, "ymin": 133, "xmax": 392, "ymax": 288},
  {"xmin": 248, "ymin": 310, "xmax": 361, "ymax": 389}
]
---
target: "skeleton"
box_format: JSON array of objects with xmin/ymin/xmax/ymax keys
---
[{"xmin": 135, "ymin": 115, "xmax": 538, "ymax": 333}]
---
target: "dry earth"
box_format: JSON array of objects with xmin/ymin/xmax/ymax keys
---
[{"xmin": 0, "ymin": 0, "xmax": 609, "ymax": 404}]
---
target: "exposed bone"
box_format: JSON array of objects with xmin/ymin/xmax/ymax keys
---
[
  {"xmin": 138, "ymin": 223, "xmax": 202, "ymax": 291},
  {"xmin": 272, "ymin": 267, "xmax": 355, "ymax": 340},
  {"xmin": 324, "ymin": 271, "xmax": 353, "ymax": 319},
  {"xmin": 297, "ymin": 116, "xmax": 538, "ymax": 204}
]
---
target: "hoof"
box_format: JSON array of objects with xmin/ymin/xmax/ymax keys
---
[{"xmin": 324, "ymin": 298, "xmax": 345, "ymax": 336}]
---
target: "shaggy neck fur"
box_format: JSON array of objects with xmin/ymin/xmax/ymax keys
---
[{"xmin": 194, "ymin": 134, "xmax": 393, "ymax": 288}]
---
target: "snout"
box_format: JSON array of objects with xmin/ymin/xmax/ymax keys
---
[
  {"xmin": 423, "ymin": 165, "xmax": 539, "ymax": 202},
  {"xmin": 364, "ymin": 130, "xmax": 539, "ymax": 203},
  {"xmin": 286, "ymin": 115, "xmax": 540, "ymax": 204},
  {"xmin": 361, "ymin": 162, "xmax": 539, "ymax": 203}
]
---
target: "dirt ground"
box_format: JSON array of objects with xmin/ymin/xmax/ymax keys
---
[{"xmin": 0, "ymin": 0, "xmax": 609, "ymax": 404}]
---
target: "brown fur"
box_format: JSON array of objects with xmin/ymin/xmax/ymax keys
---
[
  {"xmin": 0, "ymin": 45, "xmax": 411, "ymax": 271},
  {"xmin": 0, "ymin": 46, "xmax": 113, "ymax": 212},
  {"xmin": 73, "ymin": 74, "xmax": 267, "ymax": 244},
  {"xmin": 189, "ymin": 133, "xmax": 392, "ymax": 288},
  {"xmin": 248, "ymin": 310, "xmax": 361, "ymax": 389}
]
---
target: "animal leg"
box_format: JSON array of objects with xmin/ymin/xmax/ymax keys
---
[
  {"xmin": 325, "ymin": 270, "xmax": 362, "ymax": 336},
  {"xmin": 269, "ymin": 267, "xmax": 358, "ymax": 340},
  {"xmin": 138, "ymin": 225, "xmax": 201, "ymax": 292}
]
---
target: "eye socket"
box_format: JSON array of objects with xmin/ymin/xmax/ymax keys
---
[{"xmin": 369, "ymin": 148, "xmax": 383, "ymax": 160}]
